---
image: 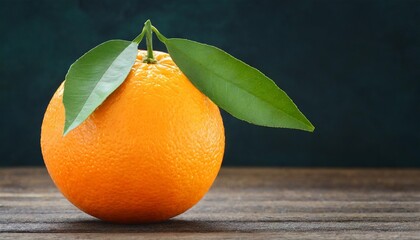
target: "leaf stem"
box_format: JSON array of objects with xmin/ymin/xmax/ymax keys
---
[
  {"xmin": 143, "ymin": 20, "xmax": 156, "ymax": 64},
  {"xmin": 132, "ymin": 27, "xmax": 146, "ymax": 44},
  {"xmin": 152, "ymin": 26, "xmax": 168, "ymax": 43}
]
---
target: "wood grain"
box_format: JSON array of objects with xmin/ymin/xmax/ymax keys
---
[{"xmin": 1, "ymin": 168, "xmax": 419, "ymax": 239}]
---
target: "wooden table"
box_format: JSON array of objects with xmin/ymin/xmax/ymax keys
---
[{"xmin": 1, "ymin": 168, "xmax": 419, "ymax": 239}]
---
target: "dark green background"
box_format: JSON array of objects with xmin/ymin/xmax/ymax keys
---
[{"xmin": 1, "ymin": 0, "xmax": 419, "ymax": 167}]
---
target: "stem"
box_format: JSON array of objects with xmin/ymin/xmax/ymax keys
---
[{"xmin": 143, "ymin": 20, "xmax": 156, "ymax": 64}]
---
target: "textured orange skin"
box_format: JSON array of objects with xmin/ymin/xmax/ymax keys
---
[{"xmin": 41, "ymin": 50, "xmax": 225, "ymax": 223}]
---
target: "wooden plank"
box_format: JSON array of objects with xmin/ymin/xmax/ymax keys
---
[
  {"xmin": 1, "ymin": 232, "xmax": 420, "ymax": 240},
  {"xmin": 1, "ymin": 168, "xmax": 420, "ymax": 239}
]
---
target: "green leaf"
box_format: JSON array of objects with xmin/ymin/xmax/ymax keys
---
[
  {"xmin": 63, "ymin": 40, "xmax": 138, "ymax": 135},
  {"xmin": 163, "ymin": 38, "xmax": 315, "ymax": 132}
]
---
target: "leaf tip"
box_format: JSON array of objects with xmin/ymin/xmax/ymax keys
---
[
  {"xmin": 62, "ymin": 118, "xmax": 78, "ymax": 136},
  {"xmin": 62, "ymin": 124, "xmax": 72, "ymax": 137},
  {"xmin": 300, "ymin": 119, "xmax": 315, "ymax": 132},
  {"xmin": 308, "ymin": 124, "xmax": 315, "ymax": 133}
]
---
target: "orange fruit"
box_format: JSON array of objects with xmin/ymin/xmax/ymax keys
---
[{"xmin": 40, "ymin": 50, "xmax": 225, "ymax": 223}]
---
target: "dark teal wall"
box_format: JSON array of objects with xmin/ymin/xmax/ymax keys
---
[{"xmin": 1, "ymin": 0, "xmax": 419, "ymax": 166}]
